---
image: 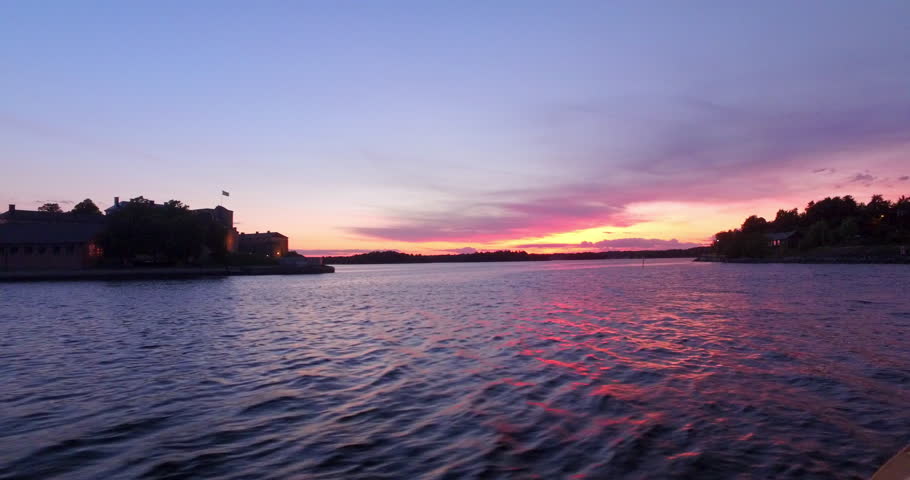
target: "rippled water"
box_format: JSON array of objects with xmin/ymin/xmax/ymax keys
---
[{"xmin": 1, "ymin": 259, "xmax": 909, "ymax": 479}]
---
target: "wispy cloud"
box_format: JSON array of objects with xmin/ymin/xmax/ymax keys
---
[
  {"xmin": 848, "ymin": 172, "xmax": 876, "ymax": 185},
  {"xmin": 350, "ymin": 93, "xmax": 910, "ymax": 243},
  {"xmin": 293, "ymin": 249, "xmax": 375, "ymax": 256},
  {"xmin": 516, "ymin": 237, "xmax": 704, "ymax": 251}
]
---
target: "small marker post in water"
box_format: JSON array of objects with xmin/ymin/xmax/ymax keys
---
[{"xmin": 642, "ymin": 258, "xmax": 645, "ymax": 268}]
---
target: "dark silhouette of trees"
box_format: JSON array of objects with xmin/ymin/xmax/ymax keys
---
[
  {"xmin": 98, "ymin": 197, "xmax": 227, "ymax": 265},
  {"xmin": 70, "ymin": 199, "xmax": 102, "ymax": 215},
  {"xmin": 804, "ymin": 195, "xmax": 859, "ymax": 227},
  {"xmin": 37, "ymin": 203, "xmax": 63, "ymax": 213},
  {"xmin": 771, "ymin": 209, "xmax": 800, "ymax": 231},
  {"xmin": 741, "ymin": 215, "xmax": 769, "ymax": 234},
  {"xmin": 712, "ymin": 229, "xmax": 768, "ymax": 258},
  {"xmin": 713, "ymin": 194, "xmax": 910, "ymax": 258},
  {"xmin": 801, "ymin": 221, "xmax": 832, "ymax": 249}
]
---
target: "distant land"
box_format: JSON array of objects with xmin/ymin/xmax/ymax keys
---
[
  {"xmin": 322, "ymin": 247, "xmax": 710, "ymax": 265},
  {"xmin": 705, "ymin": 193, "xmax": 909, "ymax": 263}
]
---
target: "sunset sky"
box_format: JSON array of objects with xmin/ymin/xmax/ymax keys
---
[{"xmin": 2, "ymin": 1, "xmax": 909, "ymax": 255}]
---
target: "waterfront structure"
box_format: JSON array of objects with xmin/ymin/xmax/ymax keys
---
[
  {"xmin": 0, "ymin": 204, "xmax": 105, "ymax": 270},
  {"xmin": 1, "ymin": 197, "xmax": 293, "ymax": 270},
  {"xmin": 107, "ymin": 197, "xmax": 239, "ymax": 254},
  {"xmin": 192, "ymin": 206, "xmax": 239, "ymax": 253},
  {"xmin": 765, "ymin": 231, "xmax": 801, "ymax": 248},
  {"xmin": 239, "ymin": 231, "xmax": 288, "ymax": 257}
]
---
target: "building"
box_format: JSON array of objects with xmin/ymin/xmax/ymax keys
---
[
  {"xmin": 238, "ymin": 231, "xmax": 288, "ymax": 257},
  {"xmin": 0, "ymin": 204, "xmax": 105, "ymax": 270},
  {"xmin": 192, "ymin": 206, "xmax": 239, "ymax": 253},
  {"xmin": 765, "ymin": 231, "xmax": 801, "ymax": 249},
  {"xmin": 107, "ymin": 197, "xmax": 239, "ymax": 254}
]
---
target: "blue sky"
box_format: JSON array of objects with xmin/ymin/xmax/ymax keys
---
[{"xmin": 3, "ymin": 1, "xmax": 909, "ymax": 253}]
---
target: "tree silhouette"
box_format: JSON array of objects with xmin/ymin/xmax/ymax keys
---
[
  {"xmin": 771, "ymin": 209, "xmax": 799, "ymax": 231},
  {"xmin": 37, "ymin": 203, "xmax": 63, "ymax": 213},
  {"xmin": 97, "ymin": 197, "xmax": 225, "ymax": 265},
  {"xmin": 741, "ymin": 215, "xmax": 769, "ymax": 234},
  {"xmin": 70, "ymin": 199, "xmax": 101, "ymax": 215}
]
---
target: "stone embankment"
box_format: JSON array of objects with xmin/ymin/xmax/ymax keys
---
[{"xmin": 0, "ymin": 264, "xmax": 335, "ymax": 282}]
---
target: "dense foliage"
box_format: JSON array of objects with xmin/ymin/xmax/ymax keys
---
[
  {"xmin": 713, "ymin": 194, "xmax": 910, "ymax": 258},
  {"xmin": 98, "ymin": 197, "xmax": 229, "ymax": 265},
  {"xmin": 326, "ymin": 250, "xmax": 536, "ymax": 264},
  {"xmin": 70, "ymin": 199, "xmax": 102, "ymax": 215},
  {"xmin": 37, "ymin": 203, "xmax": 63, "ymax": 213}
]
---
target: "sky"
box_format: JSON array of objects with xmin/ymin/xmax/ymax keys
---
[{"xmin": 2, "ymin": 1, "xmax": 909, "ymax": 255}]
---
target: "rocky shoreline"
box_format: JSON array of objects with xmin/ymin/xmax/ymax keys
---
[{"xmin": 695, "ymin": 256, "xmax": 910, "ymax": 264}]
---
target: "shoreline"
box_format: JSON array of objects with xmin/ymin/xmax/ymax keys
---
[
  {"xmin": 0, "ymin": 264, "xmax": 334, "ymax": 282},
  {"xmin": 695, "ymin": 256, "xmax": 910, "ymax": 264}
]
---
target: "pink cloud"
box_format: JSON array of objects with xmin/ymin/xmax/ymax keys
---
[
  {"xmin": 294, "ymin": 249, "xmax": 376, "ymax": 256},
  {"xmin": 516, "ymin": 238, "xmax": 705, "ymax": 251},
  {"xmin": 349, "ymin": 96, "xmax": 910, "ymax": 244}
]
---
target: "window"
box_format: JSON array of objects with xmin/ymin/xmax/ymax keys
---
[
  {"xmin": 24, "ymin": 246, "xmax": 33, "ymax": 255},
  {"xmin": 37, "ymin": 246, "xmax": 46, "ymax": 255},
  {"xmin": 10, "ymin": 247, "xmax": 18, "ymax": 255},
  {"xmin": 53, "ymin": 246, "xmax": 61, "ymax": 255},
  {"xmin": 67, "ymin": 244, "xmax": 75, "ymax": 255},
  {"xmin": 0, "ymin": 247, "xmax": 4, "ymax": 255}
]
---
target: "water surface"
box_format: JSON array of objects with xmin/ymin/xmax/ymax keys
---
[{"xmin": 1, "ymin": 259, "xmax": 908, "ymax": 479}]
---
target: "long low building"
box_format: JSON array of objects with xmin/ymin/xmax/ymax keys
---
[{"xmin": 0, "ymin": 205, "xmax": 105, "ymax": 270}]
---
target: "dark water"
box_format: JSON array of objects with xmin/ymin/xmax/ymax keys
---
[{"xmin": 1, "ymin": 259, "xmax": 908, "ymax": 479}]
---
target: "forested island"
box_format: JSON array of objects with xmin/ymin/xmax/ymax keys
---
[
  {"xmin": 324, "ymin": 247, "xmax": 709, "ymax": 265},
  {"xmin": 709, "ymin": 194, "xmax": 909, "ymax": 261}
]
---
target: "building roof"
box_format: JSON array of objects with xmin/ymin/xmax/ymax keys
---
[
  {"xmin": 764, "ymin": 231, "xmax": 799, "ymax": 241},
  {"xmin": 0, "ymin": 222, "xmax": 105, "ymax": 244},
  {"xmin": 0, "ymin": 210, "xmax": 105, "ymax": 224}
]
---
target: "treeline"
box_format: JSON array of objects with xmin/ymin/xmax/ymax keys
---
[
  {"xmin": 325, "ymin": 250, "xmax": 538, "ymax": 264},
  {"xmin": 37, "ymin": 199, "xmax": 103, "ymax": 215},
  {"xmin": 713, "ymin": 194, "xmax": 910, "ymax": 258},
  {"xmin": 94, "ymin": 197, "xmax": 229, "ymax": 265},
  {"xmin": 324, "ymin": 247, "xmax": 709, "ymax": 265},
  {"xmin": 550, "ymin": 247, "xmax": 709, "ymax": 260}
]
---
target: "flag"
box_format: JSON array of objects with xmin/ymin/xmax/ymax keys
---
[{"xmin": 222, "ymin": 190, "xmax": 230, "ymax": 197}]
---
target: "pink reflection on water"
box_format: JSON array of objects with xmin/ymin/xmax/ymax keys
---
[
  {"xmin": 527, "ymin": 401, "xmax": 577, "ymax": 417},
  {"xmin": 591, "ymin": 383, "xmax": 643, "ymax": 401},
  {"xmin": 500, "ymin": 378, "xmax": 535, "ymax": 387}
]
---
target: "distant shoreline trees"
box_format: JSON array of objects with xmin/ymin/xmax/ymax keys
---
[
  {"xmin": 324, "ymin": 247, "xmax": 710, "ymax": 264},
  {"xmin": 713, "ymin": 194, "xmax": 910, "ymax": 258}
]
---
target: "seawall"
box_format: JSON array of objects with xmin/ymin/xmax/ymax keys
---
[{"xmin": 0, "ymin": 264, "xmax": 335, "ymax": 282}]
